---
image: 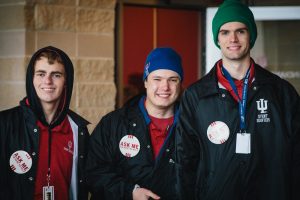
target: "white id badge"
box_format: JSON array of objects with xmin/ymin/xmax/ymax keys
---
[
  {"xmin": 43, "ymin": 186, "xmax": 54, "ymax": 200},
  {"xmin": 235, "ymin": 133, "xmax": 251, "ymax": 154}
]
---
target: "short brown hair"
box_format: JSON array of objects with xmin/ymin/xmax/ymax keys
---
[{"xmin": 35, "ymin": 48, "xmax": 64, "ymax": 65}]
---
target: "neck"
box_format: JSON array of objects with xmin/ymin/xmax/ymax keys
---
[
  {"xmin": 145, "ymin": 101, "xmax": 174, "ymax": 119},
  {"xmin": 222, "ymin": 57, "xmax": 251, "ymax": 80},
  {"xmin": 41, "ymin": 101, "xmax": 60, "ymax": 124}
]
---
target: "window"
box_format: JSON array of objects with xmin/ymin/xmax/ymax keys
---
[{"xmin": 206, "ymin": 6, "xmax": 300, "ymax": 93}]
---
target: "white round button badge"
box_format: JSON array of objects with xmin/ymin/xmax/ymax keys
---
[
  {"xmin": 9, "ymin": 150, "xmax": 32, "ymax": 174},
  {"xmin": 207, "ymin": 121, "xmax": 230, "ymax": 144},
  {"xmin": 119, "ymin": 135, "xmax": 140, "ymax": 158}
]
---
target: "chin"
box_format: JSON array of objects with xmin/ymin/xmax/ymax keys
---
[{"xmin": 157, "ymin": 103, "xmax": 172, "ymax": 108}]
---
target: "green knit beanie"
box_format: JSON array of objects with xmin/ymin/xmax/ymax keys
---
[{"xmin": 212, "ymin": 0, "xmax": 257, "ymax": 49}]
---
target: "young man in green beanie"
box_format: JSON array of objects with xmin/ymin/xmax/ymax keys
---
[{"xmin": 176, "ymin": 0, "xmax": 300, "ymax": 200}]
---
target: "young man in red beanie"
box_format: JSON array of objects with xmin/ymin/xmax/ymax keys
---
[
  {"xmin": 176, "ymin": 0, "xmax": 300, "ymax": 200},
  {"xmin": 0, "ymin": 46, "xmax": 90, "ymax": 200},
  {"xmin": 85, "ymin": 47, "xmax": 183, "ymax": 200}
]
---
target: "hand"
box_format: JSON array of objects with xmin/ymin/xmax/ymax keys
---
[{"xmin": 132, "ymin": 187, "xmax": 160, "ymax": 200}]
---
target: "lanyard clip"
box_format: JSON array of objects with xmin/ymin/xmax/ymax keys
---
[
  {"xmin": 239, "ymin": 129, "xmax": 247, "ymax": 135},
  {"xmin": 46, "ymin": 173, "xmax": 51, "ymax": 187}
]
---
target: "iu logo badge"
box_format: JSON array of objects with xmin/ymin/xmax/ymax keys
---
[
  {"xmin": 256, "ymin": 98, "xmax": 270, "ymax": 123},
  {"xmin": 256, "ymin": 99, "xmax": 268, "ymax": 113}
]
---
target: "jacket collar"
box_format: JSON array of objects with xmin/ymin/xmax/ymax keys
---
[
  {"xmin": 20, "ymin": 98, "xmax": 89, "ymax": 128},
  {"xmin": 138, "ymin": 95, "xmax": 180, "ymax": 126},
  {"xmin": 67, "ymin": 110, "xmax": 90, "ymax": 127},
  {"xmin": 191, "ymin": 59, "xmax": 278, "ymax": 99}
]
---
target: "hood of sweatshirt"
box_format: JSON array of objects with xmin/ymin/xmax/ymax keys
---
[{"xmin": 25, "ymin": 46, "xmax": 74, "ymax": 128}]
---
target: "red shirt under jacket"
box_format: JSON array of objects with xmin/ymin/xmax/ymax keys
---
[
  {"xmin": 34, "ymin": 117, "xmax": 74, "ymax": 200},
  {"xmin": 149, "ymin": 115, "xmax": 174, "ymax": 159}
]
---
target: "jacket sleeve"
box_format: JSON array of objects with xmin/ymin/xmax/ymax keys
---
[
  {"xmin": 0, "ymin": 112, "xmax": 8, "ymax": 199},
  {"xmin": 284, "ymin": 82, "xmax": 300, "ymax": 200},
  {"xmin": 175, "ymin": 89, "xmax": 201, "ymax": 200},
  {"xmin": 84, "ymin": 114, "xmax": 135, "ymax": 200}
]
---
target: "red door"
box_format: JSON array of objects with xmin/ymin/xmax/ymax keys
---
[{"xmin": 122, "ymin": 5, "xmax": 202, "ymax": 104}]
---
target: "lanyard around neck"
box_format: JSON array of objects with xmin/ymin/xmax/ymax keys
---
[
  {"xmin": 47, "ymin": 128, "xmax": 52, "ymax": 186},
  {"xmin": 221, "ymin": 66, "xmax": 251, "ymax": 131}
]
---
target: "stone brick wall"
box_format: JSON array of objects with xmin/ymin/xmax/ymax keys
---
[{"xmin": 0, "ymin": 0, "xmax": 116, "ymax": 131}]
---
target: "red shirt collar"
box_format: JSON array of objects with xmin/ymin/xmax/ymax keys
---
[
  {"xmin": 216, "ymin": 59, "xmax": 255, "ymax": 101},
  {"xmin": 37, "ymin": 116, "xmax": 70, "ymax": 134}
]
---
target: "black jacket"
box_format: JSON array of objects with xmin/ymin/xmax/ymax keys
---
[
  {"xmin": 85, "ymin": 95, "xmax": 179, "ymax": 200},
  {"xmin": 176, "ymin": 62, "xmax": 300, "ymax": 200}
]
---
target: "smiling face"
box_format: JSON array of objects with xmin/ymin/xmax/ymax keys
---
[
  {"xmin": 33, "ymin": 57, "xmax": 66, "ymax": 108},
  {"xmin": 144, "ymin": 69, "xmax": 181, "ymax": 116},
  {"xmin": 218, "ymin": 21, "xmax": 251, "ymax": 63}
]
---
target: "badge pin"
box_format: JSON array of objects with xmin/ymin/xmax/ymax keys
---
[
  {"xmin": 9, "ymin": 150, "xmax": 32, "ymax": 174},
  {"xmin": 119, "ymin": 135, "xmax": 140, "ymax": 158},
  {"xmin": 207, "ymin": 121, "xmax": 230, "ymax": 144}
]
